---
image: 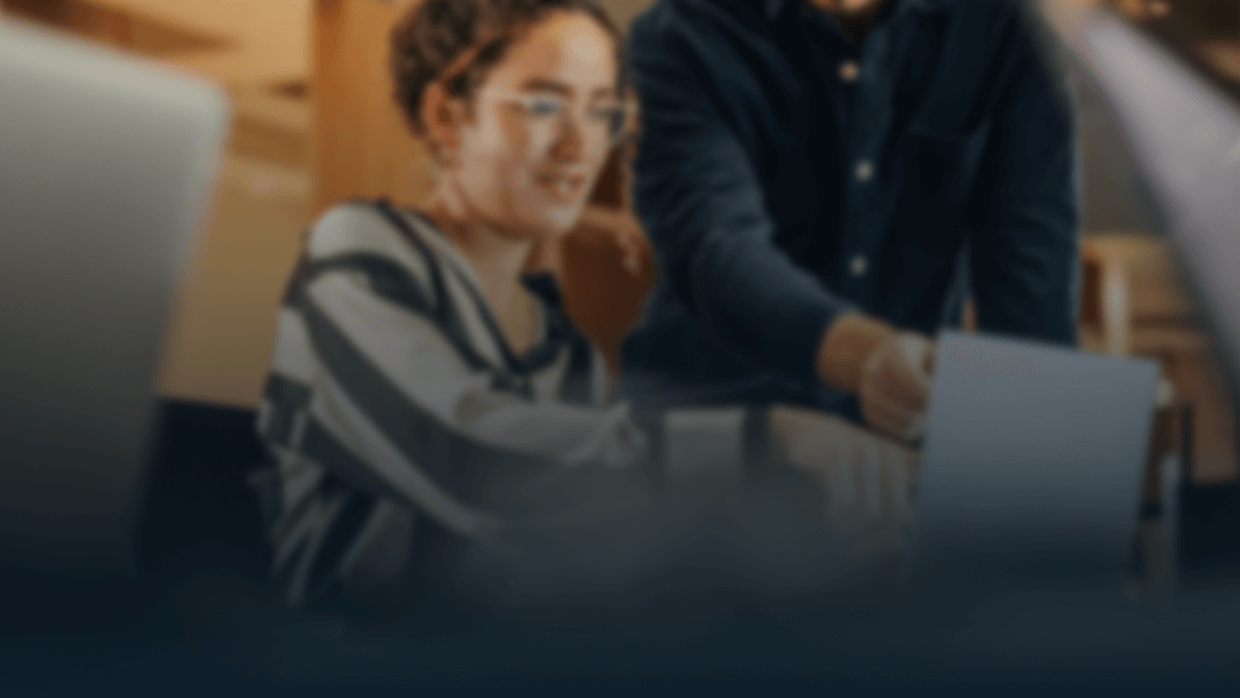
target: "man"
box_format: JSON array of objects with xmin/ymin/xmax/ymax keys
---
[{"xmin": 618, "ymin": 0, "xmax": 1080, "ymax": 441}]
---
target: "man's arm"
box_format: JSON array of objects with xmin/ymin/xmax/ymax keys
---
[
  {"xmin": 968, "ymin": 12, "xmax": 1080, "ymax": 344},
  {"xmin": 627, "ymin": 18, "xmax": 853, "ymax": 384},
  {"xmin": 627, "ymin": 16, "xmax": 934, "ymax": 438}
]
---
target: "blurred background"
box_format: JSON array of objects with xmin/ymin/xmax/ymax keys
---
[{"xmin": 1, "ymin": 0, "xmax": 1235, "ymax": 487}]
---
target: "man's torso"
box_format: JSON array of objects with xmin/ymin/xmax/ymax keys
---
[{"xmin": 621, "ymin": 0, "xmax": 1056, "ymax": 412}]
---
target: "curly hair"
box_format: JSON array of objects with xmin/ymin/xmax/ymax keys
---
[{"xmin": 390, "ymin": 0, "xmax": 627, "ymax": 136}]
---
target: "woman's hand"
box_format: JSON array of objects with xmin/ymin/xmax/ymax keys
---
[
  {"xmin": 572, "ymin": 204, "xmax": 649, "ymax": 276},
  {"xmin": 768, "ymin": 404, "xmax": 919, "ymax": 539}
]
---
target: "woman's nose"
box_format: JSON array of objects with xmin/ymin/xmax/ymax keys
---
[{"xmin": 548, "ymin": 114, "xmax": 584, "ymax": 160}]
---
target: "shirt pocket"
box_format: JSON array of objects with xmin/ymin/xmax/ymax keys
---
[
  {"xmin": 902, "ymin": 117, "xmax": 991, "ymax": 212},
  {"xmin": 892, "ymin": 117, "xmax": 989, "ymax": 277}
]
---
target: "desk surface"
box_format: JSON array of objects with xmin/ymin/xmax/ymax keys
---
[
  {"xmin": 10, "ymin": 398, "xmax": 1240, "ymax": 692},
  {"xmin": 6, "ymin": 569, "xmax": 1240, "ymax": 692}
]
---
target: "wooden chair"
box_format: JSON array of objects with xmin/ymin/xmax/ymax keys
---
[{"xmin": 1080, "ymin": 233, "xmax": 1238, "ymax": 486}]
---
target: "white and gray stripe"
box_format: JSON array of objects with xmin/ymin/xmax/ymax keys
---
[{"xmin": 253, "ymin": 199, "xmax": 761, "ymax": 610}]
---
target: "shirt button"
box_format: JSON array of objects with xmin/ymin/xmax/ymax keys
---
[
  {"xmin": 855, "ymin": 159, "xmax": 875, "ymax": 183},
  {"xmin": 838, "ymin": 60, "xmax": 860, "ymax": 83},
  {"xmin": 849, "ymin": 254, "xmax": 869, "ymax": 277}
]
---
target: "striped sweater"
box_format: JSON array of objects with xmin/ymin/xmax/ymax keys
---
[{"xmin": 251, "ymin": 200, "xmax": 775, "ymax": 610}]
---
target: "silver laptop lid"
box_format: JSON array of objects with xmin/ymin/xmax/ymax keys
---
[
  {"xmin": 0, "ymin": 20, "xmax": 229, "ymax": 578},
  {"xmin": 906, "ymin": 330, "xmax": 1159, "ymax": 594}
]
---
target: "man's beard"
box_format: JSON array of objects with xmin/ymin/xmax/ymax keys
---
[
  {"xmin": 808, "ymin": 0, "xmax": 891, "ymax": 38},
  {"xmin": 810, "ymin": 0, "xmax": 889, "ymax": 22}
]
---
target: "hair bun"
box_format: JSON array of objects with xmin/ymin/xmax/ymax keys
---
[{"xmin": 390, "ymin": 0, "xmax": 627, "ymax": 136}]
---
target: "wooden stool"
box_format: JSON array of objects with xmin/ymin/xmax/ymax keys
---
[{"xmin": 1081, "ymin": 233, "xmax": 1237, "ymax": 484}]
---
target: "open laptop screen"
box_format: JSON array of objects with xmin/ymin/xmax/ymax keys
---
[{"xmin": 0, "ymin": 19, "xmax": 228, "ymax": 579}]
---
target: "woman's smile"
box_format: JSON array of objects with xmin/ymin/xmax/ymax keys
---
[{"xmin": 534, "ymin": 170, "xmax": 588, "ymax": 203}]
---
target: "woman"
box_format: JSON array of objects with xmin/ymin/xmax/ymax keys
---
[{"xmin": 252, "ymin": 0, "xmax": 916, "ymax": 616}]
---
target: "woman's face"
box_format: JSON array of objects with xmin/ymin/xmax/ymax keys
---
[{"xmin": 446, "ymin": 11, "xmax": 620, "ymax": 240}]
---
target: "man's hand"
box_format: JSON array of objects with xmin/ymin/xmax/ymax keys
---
[
  {"xmin": 858, "ymin": 332, "xmax": 934, "ymax": 441},
  {"xmin": 768, "ymin": 404, "xmax": 919, "ymax": 535},
  {"xmin": 816, "ymin": 313, "xmax": 935, "ymax": 442}
]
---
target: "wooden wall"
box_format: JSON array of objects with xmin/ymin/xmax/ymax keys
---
[
  {"xmin": 311, "ymin": 0, "xmax": 433, "ymax": 218},
  {"xmin": 154, "ymin": 157, "xmax": 310, "ymax": 408}
]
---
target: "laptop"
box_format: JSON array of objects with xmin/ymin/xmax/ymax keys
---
[
  {"xmin": 904, "ymin": 329, "xmax": 1160, "ymax": 598},
  {"xmin": 903, "ymin": 5, "xmax": 1240, "ymax": 604},
  {"xmin": 0, "ymin": 19, "xmax": 228, "ymax": 580}
]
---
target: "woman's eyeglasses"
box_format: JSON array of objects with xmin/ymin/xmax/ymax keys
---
[{"xmin": 478, "ymin": 89, "xmax": 638, "ymax": 148}]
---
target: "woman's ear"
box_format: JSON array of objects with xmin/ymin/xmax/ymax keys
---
[{"xmin": 421, "ymin": 82, "xmax": 461, "ymax": 166}]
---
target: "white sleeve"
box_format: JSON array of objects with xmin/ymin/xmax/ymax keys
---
[{"xmin": 303, "ymin": 270, "xmax": 653, "ymax": 469}]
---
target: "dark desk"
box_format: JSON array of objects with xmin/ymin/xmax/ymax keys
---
[{"xmin": 5, "ymin": 399, "xmax": 1240, "ymax": 694}]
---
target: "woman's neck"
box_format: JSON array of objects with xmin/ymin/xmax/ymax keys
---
[
  {"xmin": 424, "ymin": 182, "xmax": 533, "ymax": 295},
  {"xmin": 421, "ymin": 181, "xmax": 540, "ymax": 354}
]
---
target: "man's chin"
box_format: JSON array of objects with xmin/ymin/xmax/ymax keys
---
[{"xmin": 808, "ymin": 0, "xmax": 887, "ymax": 19}]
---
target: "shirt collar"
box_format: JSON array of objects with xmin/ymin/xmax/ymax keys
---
[
  {"xmin": 765, "ymin": 0, "xmax": 951, "ymax": 22},
  {"xmin": 764, "ymin": 0, "xmax": 791, "ymax": 20}
]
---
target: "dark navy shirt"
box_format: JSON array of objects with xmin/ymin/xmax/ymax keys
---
[{"xmin": 619, "ymin": 0, "xmax": 1080, "ymax": 415}]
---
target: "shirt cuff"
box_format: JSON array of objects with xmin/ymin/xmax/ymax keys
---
[
  {"xmin": 660, "ymin": 407, "xmax": 747, "ymax": 483},
  {"xmin": 635, "ymin": 406, "xmax": 780, "ymax": 489},
  {"xmin": 742, "ymin": 404, "xmax": 775, "ymax": 486},
  {"xmin": 763, "ymin": 295, "xmax": 849, "ymax": 383}
]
